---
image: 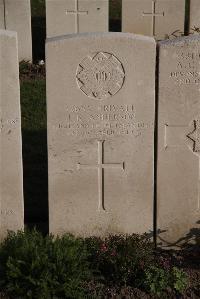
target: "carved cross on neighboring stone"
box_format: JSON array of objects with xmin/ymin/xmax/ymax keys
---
[
  {"xmin": 187, "ymin": 120, "xmax": 200, "ymax": 210},
  {"xmin": 0, "ymin": 119, "xmax": 3, "ymax": 132},
  {"xmin": 165, "ymin": 122, "xmax": 200, "ymax": 210},
  {"xmin": 187, "ymin": 120, "xmax": 200, "ymax": 153},
  {"xmin": 164, "ymin": 124, "xmax": 188, "ymax": 150},
  {"xmin": 77, "ymin": 140, "xmax": 125, "ymax": 212},
  {"xmin": 66, "ymin": 0, "xmax": 88, "ymax": 33},
  {"xmin": 142, "ymin": 0, "xmax": 164, "ymax": 36}
]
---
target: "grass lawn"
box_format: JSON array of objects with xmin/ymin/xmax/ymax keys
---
[
  {"xmin": 31, "ymin": 0, "xmax": 45, "ymax": 17},
  {"xmin": 20, "ymin": 68, "xmax": 48, "ymax": 232}
]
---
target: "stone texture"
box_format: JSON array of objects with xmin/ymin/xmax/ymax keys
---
[
  {"xmin": 189, "ymin": 0, "xmax": 200, "ymax": 34},
  {"xmin": 0, "ymin": 30, "xmax": 24, "ymax": 239},
  {"xmin": 0, "ymin": 0, "xmax": 32, "ymax": 62},
  {"xmin": 0, "ymin": 0, "xmax": 5, "ymax": 29},
  {"xmin": 46, "ymin": 32, "xmax": 155, "ymax": 237},
  {"xmin": 46, "ymin": 0, "xmax": 109, "ymax": 37},
  {"xmin": 157, "ymin": 36, "xmax": 200, "ymax": 247},
  {"xmin": 122, "ymin": 0, "xmax": 185, "ymax": 40}
]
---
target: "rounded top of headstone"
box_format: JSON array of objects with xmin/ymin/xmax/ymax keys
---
[
  {"xmin": 159, "ymin": 35, "xmax": 200, "ymax": 47},
  {"xmin": 46, "ymin": 32, "xmax": 156, "ymax": 45}
]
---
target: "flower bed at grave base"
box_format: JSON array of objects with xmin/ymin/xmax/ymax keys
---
[{"xmin": 0, "ymin": 230, "xmax": 198, "ymax": 299}]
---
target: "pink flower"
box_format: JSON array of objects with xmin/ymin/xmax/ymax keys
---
[{"xmin": 100, "ymin": 243, "xmax": 107, "ymax": 253}]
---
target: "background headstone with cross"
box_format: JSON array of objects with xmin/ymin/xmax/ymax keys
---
[
  {"xmin": 46, "ymin": 32, "xmax": 156, "ymax": 237},
  {"xmin": 46, "ymin": 0, "xmax": 109, "ymax": 38},
  {"xmin": 122, "ymin": 0, "xmax": 185, "ymax": 40},
  {"xmin": 0, "ymin": 0, "xmax": 32, "ymax": 62},
  {"xmin": 157, "ymin": 36, "xmax": 200, "ymax": 247},
  {"xmin": 189, "ymin": 0, "xmax": 200, "ymax": 35},
  {"xmin": 0, "ymin": 30, "xmax": 24, "ymax": 240}
]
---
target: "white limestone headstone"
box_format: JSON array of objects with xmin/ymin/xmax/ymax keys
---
[
  {"xmin": 46, "ymin": 0, "xmax": 109, "ymax": 38},
  {"xmin": 122, "ymin": 0, "xmax": 185, "ymax": 40},
  {"xmin": 0, "ymin": 30, "xmax": 24, "ymax": 239},
  {"xmin": 0, "ymin": 0, "xmax": 32, "ymax": 62},
  {"xmin": 157, "ymin": 36, "xmax": 200, "ymax": 247},
  {"xmin": 46, "ymin": 32, "xmax": 156, "ymax": 237}
]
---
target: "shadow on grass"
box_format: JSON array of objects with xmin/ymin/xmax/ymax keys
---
[
  {"xmin": 22, "ymin": 129, "xmax": 48, "ymax": 234},
  {"xmin": 109, "ymin": 0, "xmax": 121, "ymax": 32},
  {"xmin": 32, "ymin": 17, "xmax": 46, "ymax": 61},
  {"xmin": 20, "ymin": 78, "xmax": 48, "ymax": 234}
]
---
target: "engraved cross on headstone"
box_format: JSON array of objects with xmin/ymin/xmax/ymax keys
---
[
  {"xmin": 142, "ymin": 0, "xmax": 164, "ymax": 36},
  {"xmin": 165, "ymin": 123, "xmax": 200, "ymax": 210},
  {"xmin": 66, "ymin": 0, "xmax": 88, "ymax": 33},
  {"xmin": 77, "ymin": 140, "xmax": 125, "ymax": 212}
]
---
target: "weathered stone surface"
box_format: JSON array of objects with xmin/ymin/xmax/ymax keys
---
[
  {"xmin": 189, "ymin": 0, "xmax": 200, "ymax": 34},
  {"xmin": 122, "ymin": 0, "xmax": 185, "ymax": 40},
  {"xmin": 157, "ymin": 36, "xmax": 200, "ymax": 247},
  {"xmin": 46, "ymin": 32, "xmax": 155, "ymax": 237},
  {"xmin": 46, "ymin": 0, "xmax": 109, "ymax": 38},
  {"xmin": 0, "ymin": 0, "xmax": 5, "ymax": 29},
  {"xmin": 0, "ymin": 0, "xmax": 32, "ymax": 62},
  {"xmin": 0, "ymin": 30, "xmax": 24, "ymax": 239}
]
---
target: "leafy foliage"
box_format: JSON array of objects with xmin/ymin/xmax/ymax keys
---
[
  {"xmin": 144, "ymin": 265, "xmax": 187, "ymax": 296},
  {"xmin": 172, "ymin": 267, "xmax": 188, "ymax": 293},
  {"xmin": 144, "ymin": 265, "xmax": 170, "ymax": 295},
  {"xmin": 85, "ymin": 234, "xmax": 154, "ymax": 286},
  {"xmin": 0, "ymin": 231, "xmax": 189, "ymax": 298},
  {"xmin": 0, "ymin": 230, "xmax": 91, "ymax": 299}
]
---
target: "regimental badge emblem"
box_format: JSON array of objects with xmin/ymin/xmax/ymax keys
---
[
  {"xmin": 187, "ymin": 119, "xmax": 200, "ymax": 153},
  {"xmin": 76, "ymin": 52, "xmax": 125, "ymax": 100}
]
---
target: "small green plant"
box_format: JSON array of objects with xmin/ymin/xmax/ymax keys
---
[
  {"xmin": 144, "ymin": 265, "xmax": 171, "ymax": 295},
  {"xmin": 0, "ymin": 230, "xmax": 92, "ymax": 299},
  {"xmin": 144, "ymin": 265, "xmax": 188, "ymax": 296},
  {"xmin": 172, "ymin": 266, "xmax": 188, "ymax": 293}
]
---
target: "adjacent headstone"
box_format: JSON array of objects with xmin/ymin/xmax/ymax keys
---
[
  {"xmin": 189, "ymin": 0, "xmax": 200, "ymax": 34},
  {"xmin": 122, "ymin": 0, "xmax": 185, "ymax": 40},
  {"xmin": 157, "ymin": 36, "xmax": 200, "ymax": 247},
  {"xmin": 0, "ymin": 30, "xmax": 24, "ymax": 239},
  {"xmin": 0, "ymin": 0, "xmax": 32, "ymax": 62},
  {"xmin": 46, "ymin": 0, "xmax": 109, "ymax": 38},
  {"xmin": 46, "ymin": 32, "xmax": 156, "ymax": 237}
]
